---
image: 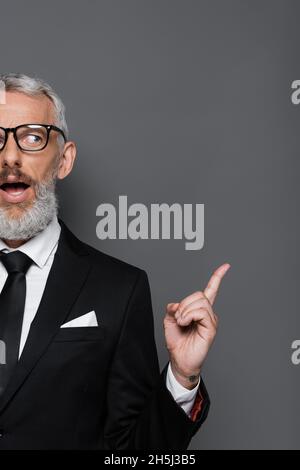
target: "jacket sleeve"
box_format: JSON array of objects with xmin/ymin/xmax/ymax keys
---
[{"xmin": 103, "ymin": 269, "xmax": 210, "ymax": 450}]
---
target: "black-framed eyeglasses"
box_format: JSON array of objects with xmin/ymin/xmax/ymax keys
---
[{"xmin": 0, "ymin": 124, "xmax": 67, "ymax": 152}]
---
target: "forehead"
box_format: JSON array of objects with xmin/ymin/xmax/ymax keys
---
[{"xmin": 0, "ymin": 91, "xmax": 55, "ymax": 128}]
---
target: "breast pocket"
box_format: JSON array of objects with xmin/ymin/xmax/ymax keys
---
[{"xmin": 53, "ymin": 326, "xmax": 106, "ymax": 342}]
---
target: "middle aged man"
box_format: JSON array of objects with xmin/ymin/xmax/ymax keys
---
[{"xmin": 0, "ymin": 73, "xmax": 230, "ymax": 450}]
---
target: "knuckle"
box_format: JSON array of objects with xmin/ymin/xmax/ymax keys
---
[
  {"xmin": 209, "ymin": 326, "xmax": 217, "ymax": 337},
  {"xmin": 176, "ymin": 306, "xmax": 182, "ymax": 316},
  {"xmin": 196, "ymin": 290, "xmax": 204, "ymax": 297},
  {"xmin": 200, "ymin": 306, "xmax": 210, "ymax": 315},
  {"xmin": 201, "ymin": 298, "xmax": 210, "ymax": 308}
]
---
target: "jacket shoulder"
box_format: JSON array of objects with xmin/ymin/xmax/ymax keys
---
[
  {"xmin": 80, "ymin": 241, "xmax": 151, "ymax": 303},
  {"xmin": 60, "ymin": 219, "xmax": 147, "ymax": 285},
  {"xmin": 84, "ymin": 240, "xmax": 144, "ymax": 278}
]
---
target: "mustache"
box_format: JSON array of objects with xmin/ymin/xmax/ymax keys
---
[{"xmin": 0, "ymin": 169, "xmax": 36, "ymax": 187}]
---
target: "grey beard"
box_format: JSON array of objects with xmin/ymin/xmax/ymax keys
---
[{"xmin": 0, "ymin": 179, "xmax": 58, "ymax": 241}]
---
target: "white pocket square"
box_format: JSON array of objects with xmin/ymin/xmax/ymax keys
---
[{"xmin": 61, "ymin": 310, "xmax": 98, "ymax": 328}]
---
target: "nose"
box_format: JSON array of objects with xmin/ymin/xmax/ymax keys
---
[{"xmin": 0, "ymin": 132, "xmax": 22, "ymax": 168}]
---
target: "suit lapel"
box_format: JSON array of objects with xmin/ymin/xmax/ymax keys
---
[{"xmin": 0, "ymin": 219, "xmax": 92, "ymax": 414}]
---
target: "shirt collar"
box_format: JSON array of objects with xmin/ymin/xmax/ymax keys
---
[{"xmin": 0, "ymin": 215, "xmax": 61, "ymax": 268}]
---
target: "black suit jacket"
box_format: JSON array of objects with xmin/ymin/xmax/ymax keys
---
[{"xmin": 0, "ymin": 219, "xmax": 210, "ymax": 450}]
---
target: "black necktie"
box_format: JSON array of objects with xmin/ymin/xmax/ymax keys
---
[{"xmin": 0, "ymin": 250, "xmax": 33, "ymax": 396}]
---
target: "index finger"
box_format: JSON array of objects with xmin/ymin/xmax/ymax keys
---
[{"xmin": 204, "ymin": 263, "xmax": 230, "ymax": 305}]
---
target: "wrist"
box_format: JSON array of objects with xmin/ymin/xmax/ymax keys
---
[{"xmin": 169, "ymin": 361, "xmax": 201, "ymax": 390}]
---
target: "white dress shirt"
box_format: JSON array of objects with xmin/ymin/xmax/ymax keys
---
[{"xmin": 0, "ymin": 215, "xmax": 199, "ymax": 417}]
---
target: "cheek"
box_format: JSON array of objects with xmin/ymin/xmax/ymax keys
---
[{"xmin": 26, "ymin": 156, "xmax": 57, "ymax": 182}]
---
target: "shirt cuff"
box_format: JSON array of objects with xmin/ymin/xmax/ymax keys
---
[{"xmin": 165, "ymin": 362, "xmax": 201, "ymax": 417}]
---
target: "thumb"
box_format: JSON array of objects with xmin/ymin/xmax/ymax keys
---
[{"xmin": 166, "ymin": 302, "xmax": 180, "ymax": 313}]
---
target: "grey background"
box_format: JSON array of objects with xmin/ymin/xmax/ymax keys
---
[{"xmin": 0, "ymin": 0, "xmax": 299, "ymax": 449}]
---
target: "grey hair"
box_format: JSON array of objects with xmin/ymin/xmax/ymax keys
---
[{"xmin": 0, "ymin": 73, "xmax": 69, "ymax": 140}]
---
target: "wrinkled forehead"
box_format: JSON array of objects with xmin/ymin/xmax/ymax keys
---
[{"xmin": 0, "ymin": 91, "xmax": 55, "ymax": 128}]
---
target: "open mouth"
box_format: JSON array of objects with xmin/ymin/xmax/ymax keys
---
[
  {"xmin": 0, "ymin": 181, "xmax": 32, "ymax": 203},
  {"xmin": 0, "ymin": 182, "xmax": 30, "ymax": 195}
]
